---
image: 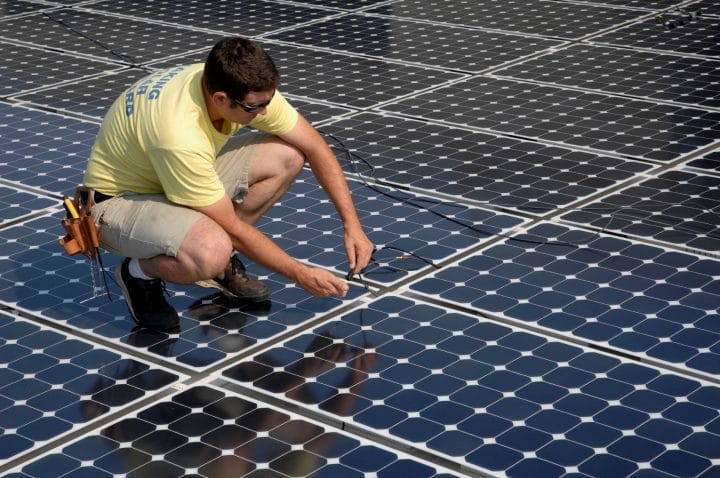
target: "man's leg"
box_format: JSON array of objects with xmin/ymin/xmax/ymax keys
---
[
  {"xmin": 217, "ymin": 133, "xmax": 306, "ymax": 224},
  {"xmin": 197, "ymin": 133, "xmax": 305, "ymax": 301},
  {"xmin": 236, "ymin": 135, "xmax": 306, "ymax": 224},
  {"xmin": 95, "ymin": 194, "xmax": 232, "ymax": 330}
]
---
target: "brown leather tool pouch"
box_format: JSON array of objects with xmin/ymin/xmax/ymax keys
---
[{"xmin": 59, "ymin": 187, "xmax": 100, "ymax": 259}]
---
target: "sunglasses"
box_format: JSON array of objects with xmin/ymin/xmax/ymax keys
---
[{"xmin": 230, "ymin": 90, "xmax": 275, "ymax": 113}]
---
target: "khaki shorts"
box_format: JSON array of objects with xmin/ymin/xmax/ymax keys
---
[{"xmin": 93, "ymin": 133, "xmax": 264, "ymax": 259}]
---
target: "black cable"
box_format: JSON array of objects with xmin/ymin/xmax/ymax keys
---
[
  {"xmin": 322, "ymin": 131, "xmax": 720, "ymax": 251},
  {"xmin": 42, "ymin": 10, "xmax": 151, "ymax": 71},
  {"xmin": 321, "ymin": 130, "xmax": 607, "ymax": 252}
]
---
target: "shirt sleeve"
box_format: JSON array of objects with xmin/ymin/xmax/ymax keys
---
[{"xmin": 249, "ymin": 90, "xmax": 298, "ymax": 136}]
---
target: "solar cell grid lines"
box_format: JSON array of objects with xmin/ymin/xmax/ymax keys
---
[
  {"xmin": 0, "ymin": 41, "xmax": 118, "ymax": 98},
  {"xmin": 261, "ymin": 43, "xmax": 465, "ymax": 109},
  {"xmin": 1, "ymin": 0, "xmax": 720, "ymax": 476},
  {"xmin": 366, "ymin": 0, "xmax": 649, "ymax": 39},
  {"xmin": 224, "ymin": 296, "xmax": 720, "ymax": 477},
  {"xmin": 0, "ymin": 312, "xmax": 184, "ymax": 463},
  {"xmin": 688, "ymin": 149, "xmax": 720, "ymax": 172},
  {"xmin": 379, "ymin": 76, "xmax": 720, "ymax": 162},
  {"xmin": 0, "ymin": 103, "xmax": 97, "ymax": 194},
  {"xmin": 12, "ymin": 69, "xmax": 149, "ymax": 120},
  {"xmin": 323, "ymin": 112, "xmax": 653, "ymax": 212},
  {"xmin": 86, "ymin": 0, "xmax": 333, "ymax": 36},
  {"xmin": 594, "ymin": 15, "xmax": 720, "ymax": 58},
  {"xmin": 410, "ymin": 223, "xmax": 720, "ymax": 378},
  {"xmin": 5, "ymin": 385, "xmax": 463, "ymax": 477},
  {"xmin": 268, "ymin": 14, "xmax": 565, "ymax": 73},
  {"xmin": 0, "ymin": 8, "xmax": 219, "ymax": 65},
  {"xmin": 496, "ymin": 43, "xmax": 720, "ymax": 109},
  {"xmin": 562, "ymin": 169, "xmax": 720, "ymax": 253}
]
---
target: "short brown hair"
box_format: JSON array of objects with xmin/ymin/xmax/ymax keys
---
[{"xmin": 203, "ymin": 37, "xmax": 280, "ymax": 102}]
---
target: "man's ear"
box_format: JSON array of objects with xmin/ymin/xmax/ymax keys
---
[{"xmin": 212, "ymin": 91, "xmax": 230, "ymax": 108}]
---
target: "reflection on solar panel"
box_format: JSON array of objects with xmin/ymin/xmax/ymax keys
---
[
  {"xmin": 223, "ymin": 296, "xmax": 720, "ymax": 477},
  {"xmin": 5, "ymin": 385, "xmax": 462, "ymax": 477},
  {"xmin": 1, "ymin": 0, "xmax": 720, "ymax": 476}
]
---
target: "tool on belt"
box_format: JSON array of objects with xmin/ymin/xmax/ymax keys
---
[{"xmin": 59, "ymin": 186, "xmax": 111, "ymax": 300}]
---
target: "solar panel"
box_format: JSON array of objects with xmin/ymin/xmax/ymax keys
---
[
  {"xmin": 594, "ymin": 15, "xmax": 720, "ymax": 58},
  {"xmin": 687, "ymin": 149, "xmax": 720, "ymax": 173},
  {"xmin": 365, "ymin": 0, "xmax": 648, "ymax": 39},
  {"xmin": 379, "ymin": 76, "xmax": 720, "ymax": 162},
  {"xmin": 0, "ymin": 9, "xmax": 220, "ymax": 65},
  {"xmin": 12, "ymin": 69, "xmax": 148, "ymax": 120},
  {"xmin": 561, "ymin": 169, "xmax": 720, "ymax": 253},
  {"xmin": 0, "ymin": 103, "xmax": 97, "ymax": 195},
  {"xmin": 0, "ymin": 185, "xmax": 56, "ymax": 226},
  {"xmin": 2, "ymin": 0, "xmax": 720, "ymax": 475},
  {"xmin": 322, "ymin": 112, "xmax": 653, "ymax": 212},
  {"xmin": 223, "ymin": 296, "xmax": 720, "ymax": 477},
  {"xmin": 495, "ymin": 43, "xmax": 720, "ymax": 109},
  {"xmin": 0, "ymin": 0, "xmax": 43, "ymax": 16},
  {"xmin": 86, "ymin": 0, "xmax": 332, "ymax": 37},
  {"xmin": 259, "ymin": 169, "xmax": 526, "ymax": 284},
  {"xmin": 0, "ymin": 40, "xmax": 118, "ymax": 98},
  {"xmin": 268, "ymin": 14, "xmax": 565, "ymax": 73},
  {"xmin": 0, "ymin": 213, "xmax": 368, "ymax": 370},
  {"xmin": 0, "ymin": 311, "xmax": 184, "ymax": 465},
  {"xmin": 5, "ymin": 384, "xmax": 463, "ymax": 477},
  {"xmin": 410, "ymin": 222, "xmax": 720, "ymax": 377},
  {"xmin": 261, "ymin": 43, "xmax": 465, "ymax": 109}
]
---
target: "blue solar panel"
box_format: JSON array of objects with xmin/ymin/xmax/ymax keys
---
[
  {"xmin": 410, "ymin": 222, "xmax": 720, "ymax": 378},
  {"xmin": 5, "ymin": 385, "xmax": 463, "ymax": 477},
  {"xmin": 365, "ymin": 0, "xmax": 648, "ymax": 39},
  {"xmin": 0, "ymin": 311, "xmax": 184, "ymax": 465},
  {"xmin": 322, "ymin": 112, "xmax": 653, "ymax": 213},
  {"xmin": 379, "ymin": 76, "xmax": 720, "ymax": 162},
  {"xmin": 0, "ymin": 185, "xmax": 56, "ymax": 226},
  {"xmin": 13, "ymin": 69, "xmax": 148, "ymax": 121},
  {"xmin": 267, "ymin": 14, "xmax": 564, "ymax": 73},
  {"xmin": 561, "ymin": 169, "xmax": 720, "ymax": 253},
  {"xmin": 2, "ymin": 0, "xmax": 719, "ymax": 475},
  {"xmin": 0, "ymin": 103, "xmax": 97, "ymax": 195},
  {"xmin": 223, "ymin": 296, "xmax": 720, "ymax": 477},
  {"xmin": 496, "ymin": 43, "xmax": 720, "ymax": 109}
]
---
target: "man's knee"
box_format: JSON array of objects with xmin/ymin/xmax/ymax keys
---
[
  {"xmin": 256, "ymin": 136, "xmax": 305, "ymax": 181},
  {"xmin": 275, "ymin": 139, "xmax": 305, "ymax": 181},
  {"xmin": 180, "ymin": 219, "xmax": 233, "ymax": 278}
]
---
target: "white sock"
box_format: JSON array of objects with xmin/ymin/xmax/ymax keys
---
[{"xmin": 128, "ymin": 258, "xmax": 153, "ymax": 280}]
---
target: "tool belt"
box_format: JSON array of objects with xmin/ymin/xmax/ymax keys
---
[{"xmin": 59, "ymin": 186, "xmax": 101, "ymax": 259}]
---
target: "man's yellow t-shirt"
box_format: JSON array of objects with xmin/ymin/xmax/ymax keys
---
[{"xmin": 83, "ymin": 63, "xmax": 298, "ymax": 207}]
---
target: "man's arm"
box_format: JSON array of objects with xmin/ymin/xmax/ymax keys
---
[
  {"xmin": 195, "ymin": 196, "xmax": 349, "ymax": 297},
  {"xmin": 280, "ymin": 114, "xmax": 374, "ymax": 275}
]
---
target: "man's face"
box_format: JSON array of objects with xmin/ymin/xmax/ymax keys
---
[{"xmin": 228, "ymin": 89, "xmax": 275, "ymax": 122}]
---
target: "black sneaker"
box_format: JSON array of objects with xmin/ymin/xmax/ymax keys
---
[
  {"xmin": 115, "ymin": 258, "xmax": 179, "ymax": 332},
  {"xmin": 196, "ymin": 254, "xmax": 270, "ymax": 302}
]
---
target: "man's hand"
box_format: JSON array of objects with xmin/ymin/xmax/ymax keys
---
[
  {"xmin": 296, "ymin": 265, "xmax": 349, "ymax": 297},
  {"xmin": 345, "ymin": 226, "xmax": 374, "ymax": 275}
]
